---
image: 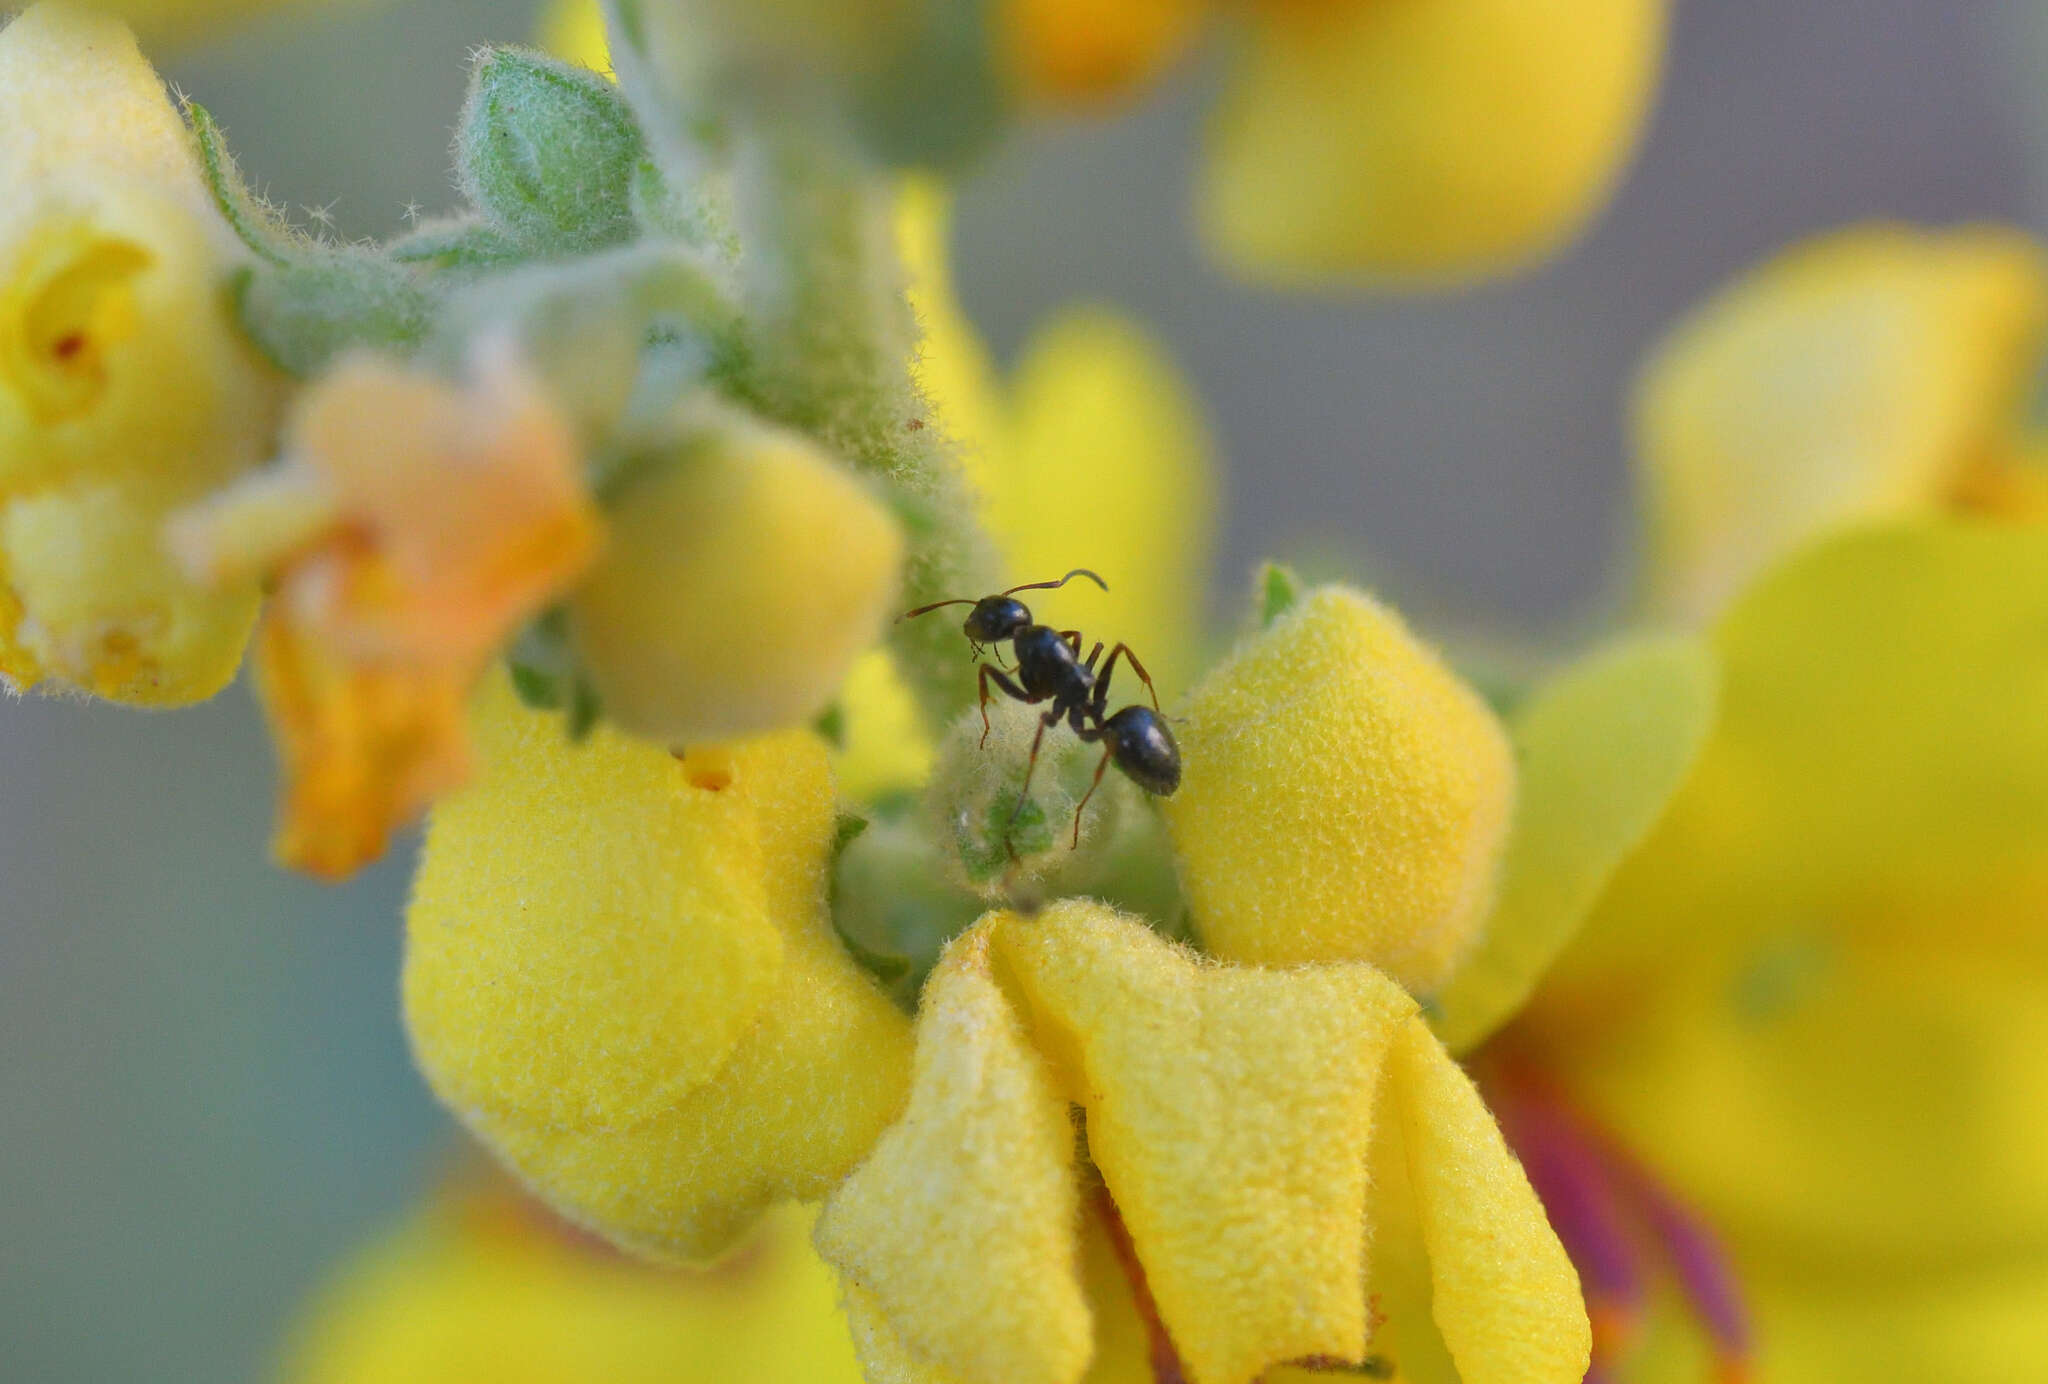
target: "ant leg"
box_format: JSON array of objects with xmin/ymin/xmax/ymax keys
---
[
  {"xmin": 1070, "ymin": 746, "xmax": 1113, "ymax": 849},
  {"xmin": 979, "ymin": 663, "xmax": 1032, "ymax": 748},
  {"xmin": 1082, "ymin": 641, "xmax": 1105, "ymax": 671},
  {"xmin": 1002, "ymin": 708, "xmax": 1063, "ymax": 858},
  {"xmin": 1095, "ymin": 643, "xmax": 1161, "ymax": 715}
]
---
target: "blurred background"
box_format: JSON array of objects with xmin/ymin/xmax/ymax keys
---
[{"xmin": 5, "ymin": 0, "xmax": 2048, "ymax": 1377}]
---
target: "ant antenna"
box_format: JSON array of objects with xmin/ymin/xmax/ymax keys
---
[
  {"xmin": 1002, "ymin": 568, "xmax": 1109, "ymax": 598},
  {"xmin": 897, "ymin": 597, "xmax": 979, "ymax": 623}
]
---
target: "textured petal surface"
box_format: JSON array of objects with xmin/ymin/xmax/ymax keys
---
[
  {"xmin": 816, "ymin": 922, "xmax": 1093, "ymax": 1384},
  {"xmin": 999, "ymin": 900, "xmax": 1417, "ymax": 1384},
  {"xmin": 1635, "ymin": 224, "xmax": 2048, "ymax": 620},
  {"xmin": 1390, "ymin": 1021, "xmax": 1590, "ymax": 1383},
  {"xmin": 1432, "ymin": 635, "xmax": 1718, "ymax": 1052},
  {"xmin": 1162, "ymin": 585, "xmax": 1514, "ymax": 994},
  {"xmin": 406, "ymin": 677, "xmax": 913, "ymax": 1259},
  {"xmin": 1203, "ymin": 0, "xmax": 1665, "ymax": 283}
]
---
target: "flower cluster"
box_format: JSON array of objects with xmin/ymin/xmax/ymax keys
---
[{"xmin": 8, "ymin": 4, "xmax": 2048, "ymax": 1384}]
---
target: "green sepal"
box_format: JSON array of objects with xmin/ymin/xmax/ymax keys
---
[
  {"xmin": 387, "ymin": 217, "xmax": 526, "ymax": 272},
  {"xmin": 184, "ymin": 101, "xmax": 300, "ymax": 266},
  {"xmin": 457, "ymin": 47, "xmax": 650, "ymax": 255},
  {"xmin": 230, "ymin": 253, "xmax": 436, "ymax": 378}
]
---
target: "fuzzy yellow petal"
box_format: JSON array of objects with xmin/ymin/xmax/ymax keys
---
[
  {"xmin": 1203, "ymin": 0, "xmax": 1665, "ymax": 284},
  {"xmin": 1162, "ymin": 585, "xmax": 1514, "ymax": 995},
  {"xmin": 1636, "ymin": 224, "xmax": 2048, "ymax": 620},
  {"xmin": 0, "ymin": 476, "xmax": 258, "ymax": 702},
  {"xmin": 1389, "ymin": 1019, "xmax": 1590, "ymax": 1382},
  {"xmin": 816, "ymin": 922, "xmax": 1093, "ymax": 1384},
  {"xmin": 1565, "ymin": 521, "xmax": 2048, "ymax": 990},
  {"xmin": 406, "ymin": 677, "xmax": 913, "ymax": 1258},
  {"xmin": 997, "ymin": 900, "xmax": 1418, "ymax": 1384},
  {"xmin": 1432, "ymin": 635, "xmax": 1719, "ymax": 1053},
  {"xmin": 0, "ymin": 4, "xmax": 209, "ymax": 198},
  {"xmin": 0, "ymin": 10, "xmax": 283, "ymax": 705},
  {"xmin": 285, "ymin": 1194, "xmax": 867, "ymax": 1384},
  {"xmin": 569, "ymin": 409, "xmax": 904, "ymax": 746}
]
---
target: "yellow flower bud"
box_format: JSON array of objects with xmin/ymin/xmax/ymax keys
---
[
  {"xmin": 405, "ymin": 676, "xmax": 913, "ymax": 1260},
  {"xmin": 1202, "ymin": 0, "xmax": 1666, "ymax": 284},
  {"xmin": 569, "ymin": 410, "xmax": 904, "ymax": 746},
  {"xmin": 1161, "ymin": 585, "xmax": 1515, "ymax": 995},
  {"xmin": 0, "ymin": 6, "xmax": 283, "ymax": 704},
  {"xmin": 1636, "ymin": 224, "xmax": 2048, "ymax": 621}
]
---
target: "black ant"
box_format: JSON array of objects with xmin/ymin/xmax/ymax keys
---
[{"xmin": 901, "ymin": 569, "xmax": 1182, "ymax": 852}]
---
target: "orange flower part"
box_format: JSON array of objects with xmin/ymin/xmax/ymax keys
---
[{"xmin": 174, "ymin": 342, "xmax": 601, "ymax": 878}]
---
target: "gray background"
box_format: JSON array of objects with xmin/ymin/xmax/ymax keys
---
[{"xmin": 3, "ymin": 1, "xmax": 2045, "ymax": 1378}]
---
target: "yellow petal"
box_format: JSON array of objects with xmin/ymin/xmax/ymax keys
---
[
  {"xmin": 285, "ymin": 1192, "xmax": 867, "ymax": 1384},
  {"xmin": 816, "ymin": 922, "xmax": 1093, "ymax": 1384},
  {"xmin": 406, "ymin": 679, "xmax": 913, "ymax": 1259},
  {"xmin": 1635, "ymin": 223, "xmax": 2048, "ymax": 620},
  {"xmin": 899, "ymin": 178, "xmax": 1006, "ymax": 485},
  {"xmin": 1162, "ymin": 585, "xmax": 1515, "ymax": 995},
  {"xmin": 997, "ymin": 900, "xmax": 1418, "ymax": 1384},
  {"xmin": 1564, "ymin": 521, "xmax": 2048, "ymax": 991},
  {"xmin": 0, "ymin": 476, "xmax": 258, "ymax": 702},
  {"xmin": 406, "ymin": 673, "xmax": 787, "ymax": 1131},
  {"xmin": 998, "ymin": 0, "xmax": 1204, "ymax": 107},
  {"xmin": 1388, "ymin": 1018, "xmax": 1590, "ymax": 1382},
  {"xmin": 538, "ymin": 0, "xmax": 611, "ymax": 73},
  {"xmin": 569, "ymin": 407, "xmax": 904, "ymax": 745},
  {"xmin": 1203, "ymin": 0, "xmax": 1666, "ymax": 284},
  {"xmin": 0, "ymin": 4, "xmax": 209, "ymax": 198},
  {"xmin": 1432, "ymin": 634, "xmax": 1719, "ymax": 1052}
]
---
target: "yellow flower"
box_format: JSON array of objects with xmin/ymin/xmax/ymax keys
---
[
  {"xmin": 171, "ymin": 344, "xmax": 601, "ymax": 878},
  {"xmin": 282, "ymin": 1175, "xmax": 866, "ymax": 1384},
  {"xmin": 404, "ymin": 675, "xmax": 915, "ymax": 1261},
  {"xmin": 567, "ymin": 405, "xmax": 906, "ymax": 747},
  {"xmin": 815, "ymin": 901, "xmax": 1589, "ymax": 1384},
  {"xmin": 1635, "ymin": 222, "xmax": 2048, "ymax": 621},
  {"xmin": 1006, "ymin": 0, "xmax": 1668, "ymax": 284},
  {"xmin": 0, "ymin": 2, "xmax": 283, "ymax": 705},
  {"xmin": 1480, "ymin": 519, "xmax": 2048, "ymax": 1382}
]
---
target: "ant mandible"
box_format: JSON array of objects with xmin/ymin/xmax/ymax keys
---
[{"xmin": 900, "ymin": 569, "xmax": 1182, "ymax": 852}]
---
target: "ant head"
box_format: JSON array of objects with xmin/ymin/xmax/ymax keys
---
[{"xmin": 964, "ymin": 595, "xmax": 1031, "ymax": 643}]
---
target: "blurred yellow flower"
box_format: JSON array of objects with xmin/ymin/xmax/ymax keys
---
[
  {"xmin": 283, "ymin": 1177, "xmax": 865, "ymax": 1384},
  {"xmin": 171, "ymin": 344, "xmax": 600, "ymax": 878},
  {"xmin": 0, "ymin": 2, "xmax": 283, "ymax": 705},
  {"xmin": 1636, "ymin": 222, "xmax": 2048, "ymax": 621},
  {"xmin": 1007, "ymin": 0, "xmax": 1668, "ymax": 284},
  {"xmin": 568, "ymin": 406, "xmax": 905, "ymax": 746},
  {"xmin": 1490, "ymin": 520, "xmax": 2048, "ymax": 1382}
]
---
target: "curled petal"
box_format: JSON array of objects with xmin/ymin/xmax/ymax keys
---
[
  {"xmin": 816, "ymin": 923, "xmax": 1093, "ymax": 1384},
  {"xmin": 997, "ymin": 900, "xmax": 1417, "ymax": 1384}
]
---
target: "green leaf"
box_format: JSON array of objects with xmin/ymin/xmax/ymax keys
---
[
  {"xmin": 231, "ymin": 253, "xmax": 435, "ymax": 378},
  {"xmin": 1431, "ymin": 633, "xmax": 1720, "ymax": 1052},
  {"xmin": 457, "ymin": 47, "xmax": 647, "ymax": 254},
  {"xmin": 387, "ymin": 217, "xmax": 526, "ymax": 272}
]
